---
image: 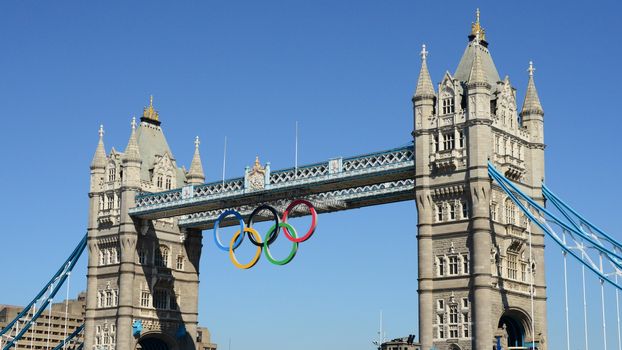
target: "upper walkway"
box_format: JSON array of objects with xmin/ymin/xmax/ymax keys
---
[{"xmin": 129, "ymin": 145, "xmax": 415, "ymax": 229}]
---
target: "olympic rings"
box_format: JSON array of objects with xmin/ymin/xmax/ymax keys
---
[
  {"xmin": 228, "ymin": 228, "xmax": 262, "ymax": 269},
  {"xmin": 213, "ymin": 210, "xmax": 245, "ymax": 251},
  {"xmin": 246, "ymin": 204, "xmax": 280, "ymax": 247},
  {"xmin": 212, "ymin": 200, "xmax": 318, "ymax": 269},
  {"xmin": 263, "ymin": 223, "xmax": 298, "ymax": 266},
  {"xmin": 281, "ymin": 199, "xmax": 317, "ymax": 243}
]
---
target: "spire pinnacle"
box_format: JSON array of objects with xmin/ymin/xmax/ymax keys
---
[
  {"xmin": 521, "ymin": 61, "xmax": 544, "ymax": 116},
  {"xmin": 141, "ymin": 95, "xmax": 160, "ymax": 124},
  {"xmin": 91, "ymin": 124, "xmax": 107, "ymax": 170},
  {"xmin": 413, "ymin": 44, "xmax": 436, "ymax": 100},
  {"xmin": 123, "ymin": 117, "xmax": 141, "ymax": 163},
  {"xmin": 187, "ymin": 136, "xmax": 205, "ymax": 184},
  {"xmin": 467, "ymin": 36, "xmax": 489, "ymax": 87},
  {"xmin": 420, "ymin": 44, "xmax": 428, "ymax": 61},
  {"xmin": 470, "ymin": 8, "xmax": 487, "ymax": 43}
]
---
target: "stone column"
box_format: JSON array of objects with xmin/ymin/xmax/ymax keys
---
[{"xmin": 84, "ymin": 192, "xmax": 100, "ymax": 350}]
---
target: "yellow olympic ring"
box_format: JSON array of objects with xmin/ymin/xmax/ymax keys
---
[{"xmin": 228, "ymin": 227, "xmax": 262, "ymax": 269}]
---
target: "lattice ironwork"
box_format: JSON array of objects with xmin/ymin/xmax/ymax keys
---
[{"xmin": 178, "ymin": 179, "xmax": 414, "ymax": 228}]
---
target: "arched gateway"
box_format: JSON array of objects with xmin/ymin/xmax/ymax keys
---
[{"xmin": 83, "ymin": 10, "xmax": 547, "ymax": 350}]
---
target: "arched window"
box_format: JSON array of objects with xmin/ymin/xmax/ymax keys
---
[
  {"xmin": 155, "ymin": 245, "xmax": 169, "ymax": 267},
  {"xmin": 165, "ymin": 177, "xmax": 172, "ymax": 190},
  {"xmin": 157, "ymin": 176, "xmax": 163, "ymax": 188}
]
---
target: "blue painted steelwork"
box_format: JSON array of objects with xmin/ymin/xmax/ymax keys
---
[
  {"xmin": 0, "ymin": 235, "xmax": 87, "ymax": 350},
  {"xmin": 488, "ymin": 163, "xmax": 622, "ymax": 291},
  {"xmin": 129, "ymin": 145, "xmax": 415, "ymax": 220}
]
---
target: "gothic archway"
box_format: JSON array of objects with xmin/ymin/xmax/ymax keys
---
[
  {"xmin": 497, "ymin": 308, "xmax": 532, "ymax": 349},
  {"xmin": 136, "ymin": 333, "xmax": 176, "ymax": 350}
]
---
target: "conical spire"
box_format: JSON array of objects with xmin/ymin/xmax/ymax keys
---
[
  {"xmin": 521, "ymin": 61, "xmax": 544, "ymax": 116},
  {"xmin": 467, "ymin": 34, "xmax": 489, "ymax": 87},
  {"xmin": 413, "ymin": 44, "xmax": 436, "ymax": 100},
  {"xmin": 122, "ymin": 117, "xmax": 141, "ymax": 163},
  {"xmin": 187, "ymin": 136, "xmax": 205, "ymax": 184},
  {"xmin": 90, "ymin": 125, "xmax": 107, "ymax": 169}
]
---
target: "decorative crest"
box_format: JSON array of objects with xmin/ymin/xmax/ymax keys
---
[
  {"xmin": 142, "ymin": 95, "xmax": 160, "ymax": 122},
  {"xmin": 247, "ymin": 156, "xmax": 266, "ymax": 190},
  {"xmin": 470, "ymin": 8, "xmax": 486, "ymax": 42}
]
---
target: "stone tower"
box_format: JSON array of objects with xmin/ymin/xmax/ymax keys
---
[
  {"xmin": 84, "ymin": 97, "xmax": 206, "ymax": 350},
  {"xmin": 413, "ymin": 11, "xmax": 547, "ymax": 350}
]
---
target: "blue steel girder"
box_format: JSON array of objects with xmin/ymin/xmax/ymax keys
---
[{"xmin": 128, "ymin": 146, "xmax": 415, "ymax": 222}]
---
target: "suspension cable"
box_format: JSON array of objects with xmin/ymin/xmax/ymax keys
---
[
  {"xmin": 616, "ymin": 273, "xmax": 622, "ymax": 350},
  {"xmin": 563, "ymin": 232, "xmax": 570, "ymax": 350},
  {"xmin": 62, "ymin": 272, "xmax": 71, "ymax": 350},
  {"xmin": 602, "ymin": 253, "xmax": 608, "ymax": 350},
  {"xmin": 582, "ymin": 251, "xmax": 590, "ymax": 350}
]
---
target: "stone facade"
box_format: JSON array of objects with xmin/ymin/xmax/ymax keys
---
[
  {"xmin": 85, "ymin": 99, "xmax": 208, "ymax": 350},
  {"xmin": 413, "ymin": 11, "xmax": 547, "ymax": 350}
]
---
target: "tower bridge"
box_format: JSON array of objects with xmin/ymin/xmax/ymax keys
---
[{"xmin": 3, "ymin": 10, "xmax": 622, "ymax": 350}]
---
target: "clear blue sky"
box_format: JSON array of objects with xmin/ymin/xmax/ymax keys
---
[{"xmin": 0, "ymin": 1, "xmax": 621, "ymax": 350}]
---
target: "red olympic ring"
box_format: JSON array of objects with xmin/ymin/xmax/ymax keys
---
[{"xmin": 281, "ymin": 199, "xmax": 317, "ymax": 243}]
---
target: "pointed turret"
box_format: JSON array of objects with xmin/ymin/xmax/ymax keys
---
[
  {"xmin": 90, "ymin": 125, "xmax": 107, "ymax": 170},
  {"xmin": 413, "ymin": 44, "xmax": 436, "ymax": 100},
  {"xmin": 467, "ymin": 36, "xmax": 490, "ymax": 88},
  {"xmin": 122, "ymin": 117, "xmax": 141, "ymax": 163},
  {"xmin": 521, "ymin": 61, "xmax": 545, "ymax": 145},
  {"xmin": 186, "ymin": 136, "xmax": 205, "ymax": 185},
  {"xmin": 521, "ymin": 61, "xmax": 544, "ymax": 116}
]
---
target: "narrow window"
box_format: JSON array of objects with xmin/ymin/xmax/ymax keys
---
[
  {"xmin": 462, "ymin": 298, "xmax": 469, "ymax": 309},
  {"xmin": 165, "ymin": 177, "xmax": 172, "ymax": 190},
  {"xmin": 461, "ymin": 201, "xmax": 468, "ymax": 219},
  {"xmin": 105, "ymin": 291, "xmax": 112, "ymax": 307},
  {"xmin": 521, "ymin": 262, "xmax": 527, "ymax": 282},
  {"xmin": 108, "ymin": 168, "xmax": 116, "ymax": 182},
  {"xmin": 157, "ymin": 176, "xmax": 163, "ymax": 188},
  {"xmin": 176, "ymin": 255, "xmax": 184, "ymax": 270},
  {"xmin": 155, "ymin": 246, "xmax": 169, "ymax": 268},
  {"xmin": 438, "ymin": 257, "xmax": 445, "ymax": 276},
  {"xmin": 459, "ymin": 130, "xmax": 465, "ymax": 148},
  {"xmin": 437, "ymin": 299, "xmax": 445, "ymax": 310},
  {"xmin": 437, "ymin": 314, "xmax": 445, "ymax": 339},
  {"xmin": 449, "ymin": 256, "xmax": 458, "ymax": 275},
  {"xmin": 138, "ymin": 249, "xmax": 147, "ymax": 265},
  {"xmin": 462, "ymin": 254, "xmax": 469, "ymax": 274},
  {"xmin": 495, "ymin": 135, "xmax": 500, "ymax": 153},
  {"xmin": 449, "ymin": 203, "xmax": 456, "ymax": 220},
  {"xmin": 433, "ymin": 135, "xmax": 439, "ymax": 153},
  {"xmin": 106, "ymin": 195, "xmax": 114, "ymax": 210},
  {"xmin": 113, "ymin": 290, "xmax": 118, "ymax": 306},
  {"xmin": 437, "ymin": 204, "xmax": 444, "ymax": 222},
  {"xmin": 505, "ymin": 199, "xmax": 516, "ymax": 225},
  {"xmin": 507, "ymin": 253, "xmax": 518, "ymax": 280}
]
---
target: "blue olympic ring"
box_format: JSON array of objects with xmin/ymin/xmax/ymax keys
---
[{"xmin": 213, "ymin": 210, "xmax": 245, "ymax": 251}]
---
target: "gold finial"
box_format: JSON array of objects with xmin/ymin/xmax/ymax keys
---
[
  {"xmin": 254, "ymin": 155, "xmax": 261, "ymax": 167},
  {"xmin": 528, "ymin": 61, "xmax": 535, "ymax": 77},
  {"xmin": 150, "ymin": 95, "xmax": 154, "ymax": 107},
  {"xmin": 420, "ymin": 44, "xmax": 428, "ymax": 61},
  {"xmin": 142, "ymin": 95, "xmax": 159, "ymax": 121},
  {"xmin": 98, "ymin": 124, "xmax": 104, "ymax": 139},
  {"xmin": 194, "ymin": 136, "xmax": 200, "ymax": 149},
  {"xmin": 470, "ymin": 8, "xmax": 486, "ymax": 42},
  {"xmin": 131, "ymin": 116, "xmax": 137, "ymax": 130}
]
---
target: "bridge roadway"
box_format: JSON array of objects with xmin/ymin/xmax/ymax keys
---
[{"xmin": 129, "ymin": 145, "xmax": 415, "ymax": 229}]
